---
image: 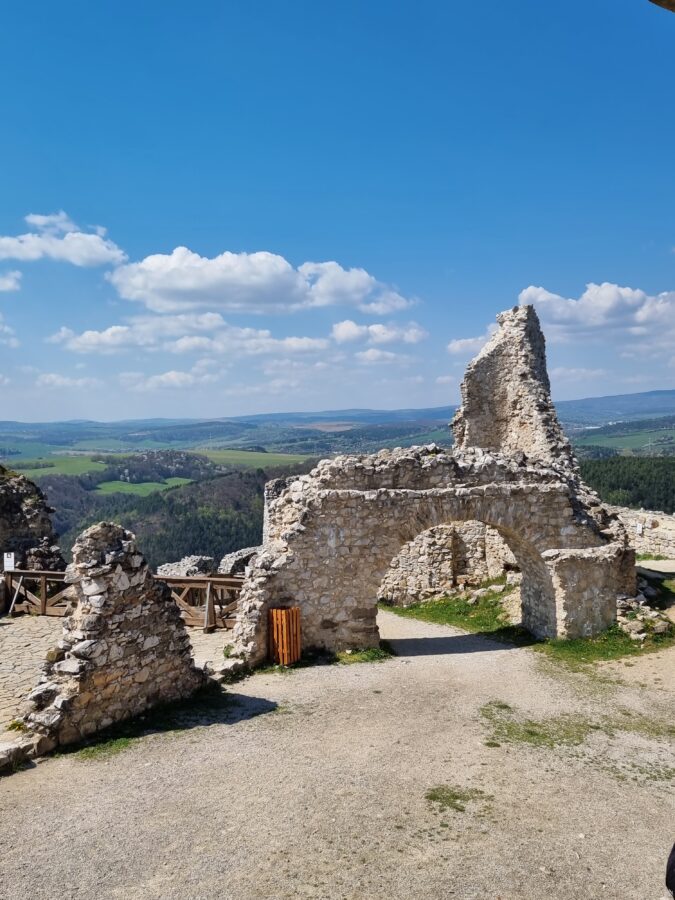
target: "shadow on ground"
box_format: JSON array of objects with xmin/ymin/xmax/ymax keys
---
[
  {"xmin": 52, "ymin": 685, "xmax": 278, "ymax": 760},
  {"xmin": 385, "ymin": 630, "xmax": 536, "ymax": 657}
]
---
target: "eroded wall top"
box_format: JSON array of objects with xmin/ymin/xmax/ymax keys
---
[{"xmin": 451, "ymin": 305, "xmax": 576, "ymax": 468}]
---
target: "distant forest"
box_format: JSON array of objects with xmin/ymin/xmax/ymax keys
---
[
  {"xmin": 579, "ymin": 458, "xmax": 675, "ymax": 514},
  {"xmin": 36, "ymin": 453, "xmax": 675, "ymax": 569},
  {"xmin": 42, "ymin": 460, "xmax": 315, "ymax": 568}
]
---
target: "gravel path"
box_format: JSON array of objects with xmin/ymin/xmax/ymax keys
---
[{"xmin": 0, "ymin": 610, "xmax": 673, "ymax": 900}]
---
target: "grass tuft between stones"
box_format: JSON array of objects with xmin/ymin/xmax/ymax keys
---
[{"xmin": 425, "ymin": 784, "xmax": 491, "ymax": 813}]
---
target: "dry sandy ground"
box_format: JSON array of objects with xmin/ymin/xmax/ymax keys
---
[{"xmin": 0, "ymin": 610, "xmax": 673, "ymax": 900}]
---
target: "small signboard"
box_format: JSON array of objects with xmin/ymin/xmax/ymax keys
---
[{"xmin": 3, "ymin": 552, "xmax": 15, "ymax": 571}]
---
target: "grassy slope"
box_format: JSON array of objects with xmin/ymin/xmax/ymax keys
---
[
  {"xmin": 94, "ymin": 477, "xmax": 193, "ymax": 496},
  {"xmin": 200, "ymin": 449, "xmax": 311, "ymax": 468},
  {"xmin": 15, "ymin": 456, "xmax": 108, "ymax": 478}
]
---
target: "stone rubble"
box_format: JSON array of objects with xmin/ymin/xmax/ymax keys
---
[
  {"xmin": 218, "ymin": 546, "xmax": 261, "ymax": 576},
  {"xmin": 156, "ymin": 555, "xmax": 215, "ymax": 577}
]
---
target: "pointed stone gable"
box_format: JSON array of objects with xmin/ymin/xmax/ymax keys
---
[{"xmin": 23, "ymin": 522, "xmax": 203, "ymax": 748}]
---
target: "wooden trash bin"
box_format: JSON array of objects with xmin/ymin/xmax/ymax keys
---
[{"xmin": 269, "ymin": 607, "xmax": 301, "ymax": 666}]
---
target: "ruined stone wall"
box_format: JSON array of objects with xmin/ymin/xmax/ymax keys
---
[
  {"xmin": 22, "ymin": 523, "xmax": 203, "ymax": 749},
  {"xmin": 233, "ymin": 304, "xmax": 634, "ymax": 667},
  {"xmin": 377, "ymin": 521, "xmax": 516, "ymax": 606},
  {"xmin": 452, "ymin": 306, "xmax": 576, "ymax": 468},
  {"xmin": 234, "ymin": 445, "xmax": 633, "ymax": 665},
  {"xmin": 608, "ymin": 506, "xmax": 675, "ymax": 559}
]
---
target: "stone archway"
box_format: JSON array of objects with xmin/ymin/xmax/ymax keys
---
[
  {"xmin": 231, "ymin": 305, "xmax": 636, "ymax": 667},
  {"xmin": 232, "ymin": 446, "xmax": 634, "ymax": 666}
]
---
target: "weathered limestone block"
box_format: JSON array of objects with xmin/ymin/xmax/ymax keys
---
[
  {"xmin": 21, "ymin": 522, "xmax": 204, "ymax": 748},
  {"xmin": 452, "ymin": 305, "xmax": 576, "ymax": 468},
  {"xmin": 0, "ymin": 465, "xmax": 64, "ymax": 571}
]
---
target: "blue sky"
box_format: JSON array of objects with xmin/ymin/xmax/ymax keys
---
[{"xmin": 0, "ymin": 0, "xmax": 673, "ymax": 421}]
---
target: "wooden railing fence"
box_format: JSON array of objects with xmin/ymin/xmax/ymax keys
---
[{"xmin": 1, "ymin": 570, "xmax": 244, "ymax": 633}]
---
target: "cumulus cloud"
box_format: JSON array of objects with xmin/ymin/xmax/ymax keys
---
[
  {"xmin": 36, "ymin": 373, "xmax": 102, "ymax": 389},
  {"xmin": 355, "ymin": 348, "xmax": 406, "ymax": 364},
  {"xmin": 49, "ymin": 314, "xmax": 330, "ymax": 358},
  {"xmin": 0, "ymin": 270, "xmax": 21, "ymax": 292},
  {"xmin": 447, "ymin": 325, "xmax": 497, "ymax": 356},
  {"xmin": 331, "ymin": 319, "xmax": 427, "ymax": 345},
  {"xmin": 108, "ymin": 246, "xmax": 412, "ymax": 314},
  {"xmin": 0, "ymin": 212, "xmax": 126, "ymax": 266},
  {"xmin": 519, "ymin": 282, "xmax": 675, "ymax": 347},
  {"xmin": 122, "ymin": 369, "xmax": 217, "ymax": 391}
]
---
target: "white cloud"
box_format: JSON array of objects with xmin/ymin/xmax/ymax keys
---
[
  {"xmin": 435, "ymin": 374, "xmax": 454, "ymax": 384},
  {"xmin": 36, "ymin": 373, "xmax": 101, "ymax": 389},
  {"xmin": 331, "ymin": 319, "xmax": 427, "ymax": 345},
  {"xmin": 0, "ymin": 270, "xmax": 21, "ymax": 292},
  {"xmin": 518, "ymin": 282, "xmax": 675, "ymax": 364},
  {"xmin": 0, "ymin": 212, "xmax": 126, "ymax": 267},
  {"xmin": 119, "ymin": 367, "xmax": 218, "ymax": 392},
  {"xmin": 0, "ymin": 315, "xmax": 19, "ymax": 349},
  {"xmin": 355, "ymin": 348, "xmax": 406, "ymax": 364},
  {"xmin": 0, "ymin": 375, "xmax": 10, "ymax": 386},
  {"xmin": 447, "ymin": 325, "xmax": 497, "ymax": 356},
  {"xmin": 108, "ymin": 246, "xmax": 412, "ymax": 314},
  {"xmin": 50, "ymin": 314, "xmax": 330, "ymax": 359}
]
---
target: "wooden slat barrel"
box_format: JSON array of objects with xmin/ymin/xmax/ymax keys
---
[{"xmin": 269, "ymin": 607, "xmax": 301, "ymax": 666}]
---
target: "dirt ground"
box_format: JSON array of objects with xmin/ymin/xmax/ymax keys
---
[{"xmin": 0, "ymin": 609, "xmax": 673, "ymax": 900}]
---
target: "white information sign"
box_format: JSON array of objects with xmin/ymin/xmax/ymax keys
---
[{"xmin": 3, "ymin": 552, "xmax": 15, "ymax": 571}]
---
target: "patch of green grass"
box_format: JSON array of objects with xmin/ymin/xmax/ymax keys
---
[
  {"xmin": 636, "ymin": 553, "xmax": 669, "ymax": 562},
  {"xmin": 481, "ymin": 700, "xmax": 594, "ymax": 748},
  {"xmin": 60, "ymin": 683, "xmax": 239, "ymax": 761},
  {"xmin": 75, "ymin": 736, "xmax": 135, "ymax": 760},
  {"xmin": 425, "ymin": 784, "xmax": 491, "ymax": 813},
  {"xmin": 336, "ymin": 642, "xmax": 395, "ymax": 665},
  {"xmin": 381, "ymin": 582, "xmax": 533, "ymax": 647},
  {"xmin": 5, "ymin": 719, "xmax": 27, "ymax": 733},
  {"xmin": 480, "ymin": 700, "xmax": 674, "ymax": 752},
  {"xmin": 199, "ymin": 449, "xmax": 311, "ymax": 469},
  {"xmin": 15, "ymin": 455, "xmax": 108, "ymax": 478},
  {"xmin": 257, "ymin": 641, "xmax": 395, "ymax": 673},
  {"xmin": 94, "ymin": 477, "xmax": 192, "ymax": 496},
  {"xmin": 534, "ymin": 623, "xmax": 674, "ymax": 668}
]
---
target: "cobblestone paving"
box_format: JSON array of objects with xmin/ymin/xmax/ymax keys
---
[
  {"xmin": 0, "ymin": 615, "xmax": 61, "ymax": 730},
  {"xmin": 0, "ymin": 615, "xmax": 234, "ymax": 731}
]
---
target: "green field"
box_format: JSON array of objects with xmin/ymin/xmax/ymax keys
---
[
  {"xmin": 576, "ymin": 428, "xmax": 675, "ymax": 453},
  {"xmin": 200, "ymin": 449, "xmax": 312, "ymax": 468},
  {"xmin": 14, "ymin": 456, "xmax": 109, "ymax": 478},
  {"xmin": 94, "ymin": 477, "xmax": 193, "ymax": 496}
]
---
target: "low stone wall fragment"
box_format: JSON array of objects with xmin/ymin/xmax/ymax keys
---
[{"xmin": 21, "ymin": 522, "xmax": 204, "ymax": 750}]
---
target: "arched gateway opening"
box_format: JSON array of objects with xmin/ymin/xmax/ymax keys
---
[{"xmin": 231, "ymin": 446, "xmax": 635, "ymax": 667}]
